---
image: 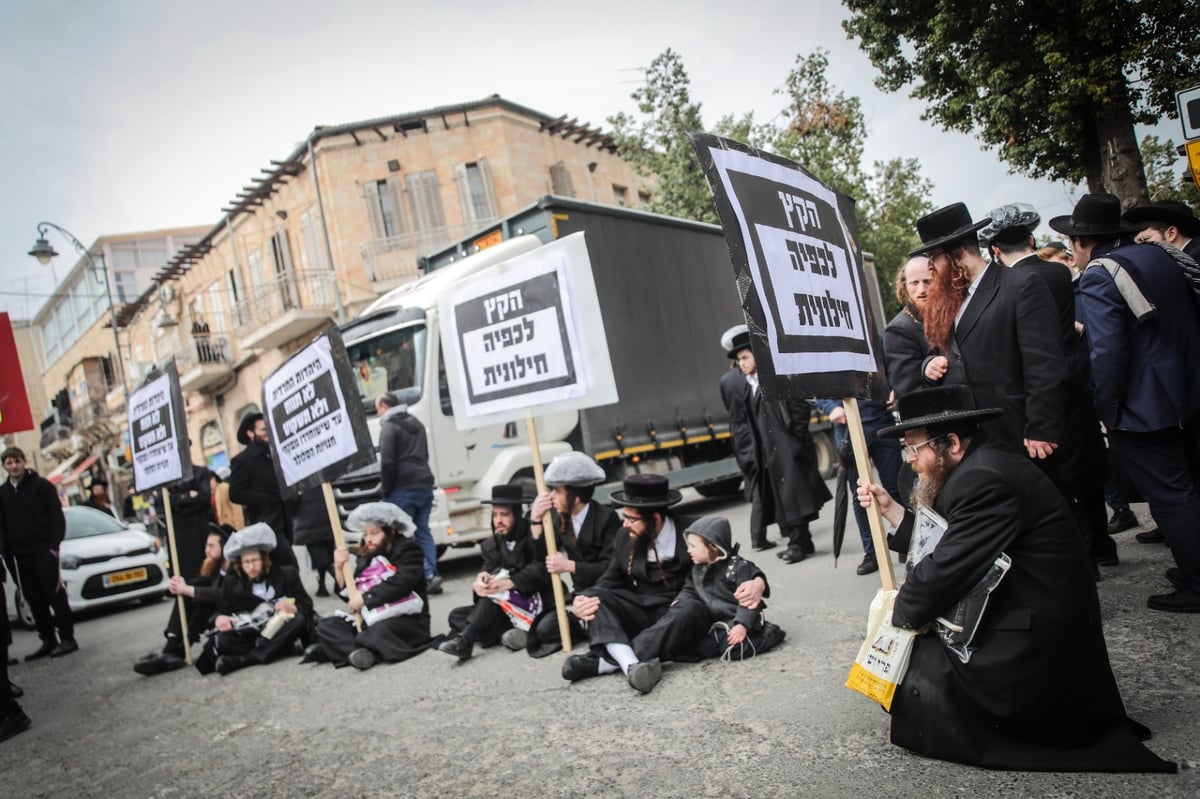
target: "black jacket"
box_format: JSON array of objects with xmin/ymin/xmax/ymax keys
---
[
  {"xmin": 349, "ymin": 534, "xmax": 428, "ymax": 614},
  {"xmin": 545, "ymin": 500, "xmax": 621, "ymax": 594},
  {"xmin": 217, "ymin": 563, "xmax": 312, "ymax": 618},
  {"xmin": 719, "ymin": 367, "xmax": 757, "ymax": 500},
  {"xmin": 228, "ymin": 441, "xmax": 291, "ymax": 541},
  {"xmin": 884, "ymin": 305, "xmax": 934, "ymax": 399},
  {"xmin": 590, "ymin": 514, "xmax": 698, "ymax": 608},
  {"xmin": 378, "ymin": 407, "xmax": 434, "ymax": 496},
  {"xmin": 166, "ymin": 464, "xmax": 215, "ymax": 521},
  {"xmin": 0, "ymin": 470, "xmax": 66, "ymax": 556},
  {"xmin": 480, "ymin": 518, "xmax": 549, "ymax": 599},
  {"xmin": 291, "ymin": 488, "xmax": 334, "ymax": 548},
  {"xmin": 748, "ymin": 389, "xmax": 831, "ymax": 527}
]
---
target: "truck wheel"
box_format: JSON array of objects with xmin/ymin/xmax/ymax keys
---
[
  {"xmin": 694, "ymin": 477, "xmax": 743, "ymax": 498},
  {"xmin": 814, "ymin": 430, "xmax": 837, "ymax": 480}
]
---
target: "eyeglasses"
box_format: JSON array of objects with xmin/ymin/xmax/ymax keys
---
[
  {"xmin": 621, "ymin": 513, "xmax": 644, "ymax": 525},
  {"xmin": 903, "ymin": 434, "xmax": 948, "ymax": 459}
]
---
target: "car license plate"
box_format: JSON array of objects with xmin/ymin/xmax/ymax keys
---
[{"xmin": 103, "ymin": 567, "xmax": 148, "ymax": 588}]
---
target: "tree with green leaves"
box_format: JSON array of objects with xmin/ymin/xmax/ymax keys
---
[
  {"xmin": 860, "ymin": 157, "xmax": 934, "ymax": 316},
  {"xmin": 842, "ymin": 0, "xmax": 1200, "ymax": 208},
  {"xmin": 1141, "ymin": 134, "xmax": 1200, "ymax": 206}
]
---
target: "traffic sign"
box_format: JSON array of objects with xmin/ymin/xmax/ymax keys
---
[
  {"xmin": 1177, "ymin": 84, "xmax": 1200, "ymax": 142},
  {"xmin": 1186, "ymin": 140, "xmax": 1200, "ymax": 192}
]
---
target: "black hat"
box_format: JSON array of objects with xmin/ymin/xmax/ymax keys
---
[
  {"xmin": 909, "ymin": 203, "xmax": 989, "ymax": 256},
  {"xmin": 725, "ymin": 329, "xmax": 752, "ymax": 360},
  {"xmin": 236, "ymin": 412, "xmax": 263, "ymax": 445},
  {"xmin": 878, "ymin": 386, "xmax": 1003, "ymax": 438},
  {"xmin": 207, "ymin": 522, "xmax": 235, "ymax": 545},
  {"xmin": 1122, "ymin": 200, "xmax": 1200, "ymax": 238},
  {"xmin": 1048, "ymin": 193, "xmax": 1140, "ymax": 238},
  {"xmin": 609, "ymin": 473, "xmax": 683, "ymax": 508},
  {"xmin": 481, "ymin": 483, "xmax": 530, "ymax": 507}
]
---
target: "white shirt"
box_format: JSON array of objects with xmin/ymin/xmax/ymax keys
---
[
  {"xmin": 955, "ymin": 266, "xmax": 988, "ymax": 326},
  {"xmin": 645, "ymin": 517, "xmax": 677, "ymax": 562},
  {"xmin": 250, "ymin": 580, "xmax": 277, "ymax": 602},
  {"xmin": 746, "ymin": 372, "xmax": 760, "ymax": 396},
  {"xmin": 570, "ymin": 502, "xmax": 591, "ymax": 537}
]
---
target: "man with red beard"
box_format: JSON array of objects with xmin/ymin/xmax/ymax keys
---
[
  {"xmin": 884, "ymin": 255, "xmax": 934, "ymax": 399},
  {"xmin": 911, "ymin": 203, "xmax": 1065, "ymax": 460},
  {"xmin": 856, "ymin": 386, "xmax": 1174, "ymax": 773}
]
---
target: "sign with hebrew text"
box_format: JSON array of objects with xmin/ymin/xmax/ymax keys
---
[{"xmin": 129, "ymin": 361, "xmax": 192, "ymax": 492}]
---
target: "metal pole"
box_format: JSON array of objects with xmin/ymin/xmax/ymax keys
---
[{"xmin": 308, "ymin": 139, "xmax": 346, "ymax": 323}]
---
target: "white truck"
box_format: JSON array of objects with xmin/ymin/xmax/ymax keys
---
[{"xmin": 332, "ymin": 197, "xmax": 838, "ymax": 553}]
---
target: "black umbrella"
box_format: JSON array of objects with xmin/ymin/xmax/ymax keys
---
[{"xmin": 831, "ymin": 436, "xmax": 853, "ymax": 566}]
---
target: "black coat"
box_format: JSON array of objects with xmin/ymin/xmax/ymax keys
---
[
  {"xmin": 165, "ymin": 464, "xmax": 216, "ymax": 580},
  {"xmin": 747, "ymin": 388, "xmax": 831, "ymax": 527},
  {"xmin": 0, "ymin": 470, "xmax": 65, "ymax": 556},
  {"xmin": 351, "ymin": 534, "xmax": 428, "ymax": 615},
  {"xmin": 939, "ymin": 261, "xmax": 1066, "ymax": 448},
  {"xmin": 546, "ymin": 500, "xmax": 621, "ymax": 594},
  {"xmin": 228, "ymin": 441, "xmax": 292, "ymax": 541},
  {"xmin": 883, "ymin": 305, "xmax": 934, "ymax": 400},
  {"xmin": 888, "ymin": 440, "xmax": 1173, "ymax": 772},
  {"xmin": 719, "ymin": 367, "xmax": 757, "ymax": 501},
  {"xmin": 480, "ymin": 519, "xmax": 550, "ymax": 599},
  {"xmin": 378, "ymin": 408, "xmax": 434, "ymax": 496},
  {"xmin": 589, "ymin": 514, "xmax": 698, "ymax": 609},
  {"xmin": 290, "ymin": 489, "xmax": 334, "ymax": 548},
  {"xmin": 217, "ymin": 563, "xmax": 312, "ymax": 619}
]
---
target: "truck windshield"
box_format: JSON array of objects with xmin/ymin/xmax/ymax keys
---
[{"xmin": 345, "ymin": 324, "xmax": 426, "ymax": 413}]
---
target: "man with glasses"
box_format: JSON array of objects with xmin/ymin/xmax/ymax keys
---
[{"xmin": 856, "ymin": 386, "xmax": 1173, "ymax": 773}]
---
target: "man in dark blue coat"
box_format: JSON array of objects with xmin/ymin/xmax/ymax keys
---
[{"xmin": 1055, "ymin": 193, "xmax": 1200, "ymax": 611}]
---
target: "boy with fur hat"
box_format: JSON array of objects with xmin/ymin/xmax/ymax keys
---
[
  {"xmin": 437, "ymin": 485, "xmax": 549, "ymax": 662},
  {"xmin": 195, "ymin": 523, "xmax": 312, "ymax": 675},
  {"xmin": 626, "ymin": 516, "xmax": 784, "ymax": 693},
  {"xmin": 305, "ymin": 502, "xmax": 435, "ymax": 670}
]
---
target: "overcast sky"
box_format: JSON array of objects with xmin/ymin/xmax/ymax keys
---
[{"xmin": 0, "ymin": 0, "xmax": 1184, "ymax": 320}]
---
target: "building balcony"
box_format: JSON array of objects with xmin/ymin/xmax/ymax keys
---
[
  {"xmin": 175, "ymin": 336, "xmax": 234, "ymax": 394},
  {"xmin": 361, "ymin": 219, "xmax": 497, "ymax": 288},
  {"xmin": 235, "ymin": 269, "xmax": 336, "ymax": 352}
]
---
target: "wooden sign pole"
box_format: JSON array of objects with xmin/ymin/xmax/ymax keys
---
[
  {"xmin": 525, "ymin": 413, "xmax": 572, "ymax": 651},
  {"xmin": 842, "ymin": 398, "xmax": 896, "ymax": 591},
  {"xmin": 321, "ymin": 482, "xmax": 362, "ymax": 631},
  {"xmin": 159, "ymin": 487, "xmax": 192, "ymax": 664}
]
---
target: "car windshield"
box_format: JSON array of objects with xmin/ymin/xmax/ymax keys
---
[
  {"xmin": 345, "ymin": 323, "xmax": 426, "ymax": 413},
  {"xmin": 64, "ymin": 507, "xmax": 128, "ymax": 539}
]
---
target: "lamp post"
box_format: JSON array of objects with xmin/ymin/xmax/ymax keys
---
[{"xmin": 28, "ymin": 221, "xmax": 129, "ymax": 400}]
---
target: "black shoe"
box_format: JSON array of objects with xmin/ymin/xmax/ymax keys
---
[
  {"xmin": 437, "ymin": 634, "xmax": 473, "ymax": 662},
  {"xmin": 1147, "ymin": 588, "xmax": 1200, "ymax": 613},
  {"xmin": 315, "ymin": 585, "xmax": 330, "ymax": 598},
  {"xmin": 500, "ymin": 628, "xmax": 528, "ymax": 651},
  {"xmin": 1096, "ymin": 552, "xmax": 1120, "ymax": 567},
  {"xmin": 562, "ymin": 653, "xmax": 602, "ymax": 682},
  {"xmin": 299, "ymin": 643, "xmax": 328, "ymax": 664},
  {"xmin": 751, "ymin": 540, "xmax": 777, "ymax": 552},
  {"xmin": 856, "ymin": 554, "xmax": 879, "ymax": 575},
  {"xmin": 9, "ymin": 682, "xmax": 22, "ymax": 699},
  {"xmin": 348, "ymin": 648, "xmax": 377, "ymax": 671},
  {"xmin": 779, "ymin": 546, "xmax": 808, "ymax": 564},
  {"xmin": 215, "ymin": 655, "xmax": 251, "ymax": 675},
  {"xmin": 133, "ymin": 652, "xmax": 185, "ymax": 676},
  {"xmin": 49, "ymin": 639, "xmax": 78, "ymax": 658},
  {"xmin": 25, "ymin": 641, "xmax": 56, "ymax": 662},
  {"xmin": 0, "ymin": 709, "xmax": 32, "ymax": 742},
  {"xmin": 759, "ymin": 621, "xmax": 787, "ymax": 652},
  {"xmin": 1166, "ymin": 567, "xmax": 1186, "ymax": 588},
  {"xmin": 627, "ymin": 659, "xmax": 663, "ymax": 694},
  {"xmin": 1135, "ymin": 528, "xmax": 1164, "ymax": 544},
  {"xmin": 426, "ymin": 576, "xmax": 444, "ymax": 595},
  {"xmin": 1106, "ymin": 509, "xmax": 1138, "ymax": 534}
]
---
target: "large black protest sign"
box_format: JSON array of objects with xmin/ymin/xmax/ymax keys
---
[
  {"xmin": 262, "ymin": 325, "xmax": 374, "ymax": 492},
  {"xmin": 690, "ymin": 134, "xmax": 887, "ymax": 401},
  {"xmin": 129, "ymin": 361, "xmax": 192, "ymax": 491}
]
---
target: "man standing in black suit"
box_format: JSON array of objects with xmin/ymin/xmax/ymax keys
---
[
  {"xmin": 718, "ymin": 324, "xmax": 774, "ymax": 551},
  {"xmin": 228, "ymin": 412, "xmax": 296, "ymax": 567},
  {"xmin": 912, "ymin": 203, "xmax": 1066, "ymax": 460}
]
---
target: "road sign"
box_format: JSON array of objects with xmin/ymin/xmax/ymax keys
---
[
  {"xmin": 1177, "ymin": 84, "xmax": 1200, "ymax": 142},
  {"xmin": 1186, "ymin": 140, "xmax": 1200, "ymax": 192}
]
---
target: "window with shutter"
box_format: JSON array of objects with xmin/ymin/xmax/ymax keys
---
[
  {"xmin": 406, "ymin": 170, "xmax": 447, "ymax": 237},
  {"xmin": 550, "ymin": 162, "xmax": 574, "ymax": 197}
]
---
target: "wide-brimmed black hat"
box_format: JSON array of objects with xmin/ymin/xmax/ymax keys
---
[
  {"xmin": 207, "ymin": 522, "xmax": 235, "ymax": 545},
  {"xmin": 236, "ymin": 412, "xmax": 263, "ymax": 445},
  {"xmin": 1048, "ymin": 193, "xmax": 1140, "ymax": 238},
  {"xmin": 1122, "ymin": 200, "xmax": 1200, "ymax": 238},
  {"xmin": 725, "ymin": 329, "xmax": 752, "ymax": 360},
  {"xmin": 481, "ymin": 483, "xmax": 530, "ymax": 507},
  {"xmin": 909, "ymin": 203, "xmax": 989, "ymax": 256},
  {"xmin": 609, "ymin": 473, "xmax": 683, "ymax": 508},
  {"xmin": 878, "ymin": 386, "xmax": 1003, "ymax": 438}
]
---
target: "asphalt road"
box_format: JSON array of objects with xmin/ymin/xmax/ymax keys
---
[{"xmin": 2, "ymin": 489, "xmax": 1196, "ymax": 799}]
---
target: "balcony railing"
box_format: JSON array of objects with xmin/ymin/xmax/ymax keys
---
[
  {"xmin": 233, "ymin": 269, "xmax": 337, "ymax": 351},
  {"xmin": 361, "ymin": 218, "xmax": 498, "ymax": 283}
]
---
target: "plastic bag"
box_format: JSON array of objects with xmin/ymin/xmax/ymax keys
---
[
  {"xmin": 934, "ymin": 553, "xmax": 1012, "ymax": 664},
  {"xmin": 845, "ymin": 589, "xmax": 919, "ymax": 711}
]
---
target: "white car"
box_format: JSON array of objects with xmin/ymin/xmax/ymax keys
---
[{"xmin": 6, "ymin": 506, "xmax": 170, "ymax": 627}]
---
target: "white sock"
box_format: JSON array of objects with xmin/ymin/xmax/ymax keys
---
[
  {"xmin": 606, "ymin": 643, "xmax": 638, "ymax": 675},
  {"xmin": 596, "ymin": 659, "xmax": 619, "ymax": 675}
]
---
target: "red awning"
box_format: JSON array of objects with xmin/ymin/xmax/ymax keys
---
[
  {"xmin": 46, "ymin": 454, "xmax": 82, "ymax": 486},
  {"xmin": 59, "ymin": 453, "xmax": 102, "ymax": 486}
]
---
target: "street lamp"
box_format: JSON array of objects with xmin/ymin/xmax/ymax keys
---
[{"xmin": 28, "ymin": 221, "xmax": 129, "ymax": 399}]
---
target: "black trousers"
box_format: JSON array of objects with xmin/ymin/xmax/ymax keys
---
[
  {"xmin": 526, "ymin": 608, "xmax": 585, "ymax": 657},
  {"xmin": 316, "ymin": 613, "xmax": 433, "ymax": 666},
  {"xmin": 211, "ymin": 612, "xmax": 309, "ymax": 664},
  {"xmin": 13, "ymin": 550, "xmax": 73, "ymax": 644},
  {"xmin": 632, "ymin": 599, "xmax": 713, "ymax": 662},
  {"xmin": 164, "ymin": 596, "xmax": 217, "ymax": 649},
  {"xmin": 0, "ymin": 579, "xmax": 17, "ymax": 716},
  {"xmin": 584, "ymin": 587, "xmax": 671, "ymax": 649},
  {"xmin": 448, "ymin": 598, "xmax": 512, "ymax": 646}
]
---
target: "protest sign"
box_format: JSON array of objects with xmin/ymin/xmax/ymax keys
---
[
  {"xmin": 0, "ymin": 313, "xmax": 34, "ymax": 435},
  {"xmin": 438, "ymin": 232, "xmax": 617, "ymax": 430},
  {"xmin": 129, "ymin": 361, "xmax": 191, "ymax": 492},
  {"xmin": 261, "ymin": 325, "xmax": 374, "ymax": 493},
  {"xmin": 690, "ymin": 133, "xmax": 887, "ymax": 402}
]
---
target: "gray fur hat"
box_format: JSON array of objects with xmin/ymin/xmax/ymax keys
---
[
  {"xmin": 224, "ymin": 522, "xmax": 277, "ymax": 561},
  {"xmin": 684, "ymin": 515, "xmax": 733, "ymax": 560},
  {"xmin": 543, "ymin": 451, "xmax": 606, "ymax": 487},
  {"xmin": 345, "ymin": 502, "xmax": 416, "ymax": 537}
]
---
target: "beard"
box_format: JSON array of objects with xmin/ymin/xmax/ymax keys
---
[
  {"xmin": 910, "ymin": 450, "xmax": 957, "ymax": 510},
  {"xmin": 923, "ymin": 253, "xmax": 970, "ymax": 353}
]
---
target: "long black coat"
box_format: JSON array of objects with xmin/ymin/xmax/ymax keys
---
[
  {"xmin": 941, "ymin": 261, "xmax": 1066, "ymax": 448},
  {"xmin": 547, "ymin": 500, "xmax": 621, "ymax": 594},
  {"xmin": 165, "ymin": 464, "xmax": 215, "ymax": 580},
  {"xmin": 588, "ymin": 514, "xmax": 698, "ymax": 609},
  {"xmin": 228, "ymin": 441, "xmax": 292, "ymax": 542},
  {"xmin": 888, "ymin": 440, "xmax": 1173, "ymax": 772},
  {"xmin": 479, "ymin": 519, "xmax": 550, "ymax": 600},
  {"xmin": 217, "ymin": 563, "xmax": 312, "ymax": 619},
  {"xmin": 883, "ymin": 305, "xmax": 934, "ymax": 400},
  {"xmin": 719, "ymin": 367, "xmax": 757, "ymax": 501},
  {"xmin": 747, "ymin": 388, "xmax": 831, "ymax": 527}
]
